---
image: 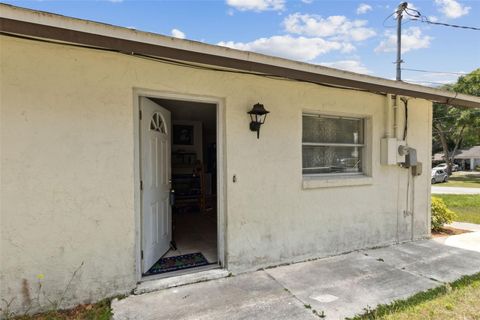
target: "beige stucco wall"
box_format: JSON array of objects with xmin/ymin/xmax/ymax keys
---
[{"xmin": 0, "ymin": 35, "xmax": 432, "ymax": 314}]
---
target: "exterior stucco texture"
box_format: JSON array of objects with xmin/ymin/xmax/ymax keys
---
[{"xmin": 0, "ymin": 35, "xmax": 432, "ymax": 314}]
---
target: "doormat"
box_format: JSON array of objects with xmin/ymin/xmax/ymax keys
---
[{"xmin": 144, "ymin": 252, "xmax": 210, "ymax": 276}]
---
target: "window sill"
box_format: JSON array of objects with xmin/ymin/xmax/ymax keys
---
[{"xmin": 302, "ymin": 175, "xmax": 373, "ymax": 189}]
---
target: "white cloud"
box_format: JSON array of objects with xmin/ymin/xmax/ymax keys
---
[
  {"xmin": 171, "ymin": 29, "xmax": 186, "ymax": 39},
  {"xmin": 375, "ymin": 27, "xmax": 432, "ymax": 53},
  {"xmin": 435, "ymin": 0, "xmax": 470, "ymax": 18},
  {"xmin": 428, "ymin": 16, "xmax": 439, "ymax": 22},
  {"xmin": 320, "ymin": 60, "xmax": 371, "ymax": 74},
  {"xmin": 283, "ymin": 13, "xmax": 376, "ymax": 42},
  {"xmin": 226, "ymin": 0, "xmax": 285, "ymax": 12},
  {"xmin": 356, "ymin": 3, "xmax": 372, "ymax": 15},
  {"xmin": 218, "ymin": 35, "xmax": 354, "ymax": 61}
]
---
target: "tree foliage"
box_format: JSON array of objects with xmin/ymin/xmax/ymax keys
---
[{"xmin": 432, "ymin": 69, "xmax": 480, "ymax": 173}]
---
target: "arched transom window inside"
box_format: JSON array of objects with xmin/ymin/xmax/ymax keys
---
[{"xmin": 150, "ymin": 112, "xmax": 166, "ymax": 134}]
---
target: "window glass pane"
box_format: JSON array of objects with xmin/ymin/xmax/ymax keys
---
[
  {"xmin": 302, "ymin": 146, "xmax": 362, "ymax": 175},
  {"xmin": 303, "ymin": 115, "xmax": 363, "ymax": 144}
]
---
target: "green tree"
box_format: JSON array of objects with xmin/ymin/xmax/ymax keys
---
[{"xmin": 433, "ymin": 69, "xmax": 480, "ymax": 174}]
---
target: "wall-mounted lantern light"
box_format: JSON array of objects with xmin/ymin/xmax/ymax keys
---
[{"xmin": 247, "ymin": 103, "xmax": 270, "ymax": 139}]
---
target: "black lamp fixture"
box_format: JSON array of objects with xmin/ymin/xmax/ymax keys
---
[{"xmin": 247, "ymin": 103, "xmax": 270, "ymax": 139}]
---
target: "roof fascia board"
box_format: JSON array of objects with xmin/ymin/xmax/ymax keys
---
[{"xmin": 1, "ymin": 5, "xmax": 479, "ymax": 108}]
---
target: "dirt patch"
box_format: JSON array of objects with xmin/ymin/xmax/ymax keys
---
[{"xmin": 432, "ymin": 226, "xmax": 472, "ymax": 238}]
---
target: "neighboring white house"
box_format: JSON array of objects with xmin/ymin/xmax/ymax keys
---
[
  {"xmin": 1, "ymin": 4, "xmax": 480, "ymax": 316},
  {"xmin": 456, "ymin": 146, "xmax": 480, "ymax": 170},
  {"xmin": 432, "ymin": 145, "xmax": 480, "ymax": 170}
]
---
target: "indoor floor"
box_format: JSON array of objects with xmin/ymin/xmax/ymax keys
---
[{"xmin": 165, "ymin": 210, "xmax": 218, "ymax": 264}]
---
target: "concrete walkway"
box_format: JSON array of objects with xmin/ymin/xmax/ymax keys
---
[
  {"xmin": 448, "ymin": 221, "xmax": 480, "ymax": 232},
  {"xmin": 431, "ymin": 186, "xmax": 480, "ymax": 194},
  {"xmin": 434, "ymin": 222, "xmax": 480, "ymax": 253},
  {"xmin": 112, "ymin": 239, "xmax": 480, "ymax": 320}
]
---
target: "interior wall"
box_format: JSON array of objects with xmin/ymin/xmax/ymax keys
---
[
  {"xmin": 152, "ymin": 98, "xmax": 216, "ymax": 170},
  {"xmin": 1, "ymin": 35, "xmax": 431, "ymax": 315}
]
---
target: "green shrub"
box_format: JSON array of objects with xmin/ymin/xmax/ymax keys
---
[{"xmin": 431, "ymin": 197, "xmax": 457, "ymax": 231}]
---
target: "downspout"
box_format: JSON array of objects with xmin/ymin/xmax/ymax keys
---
[
  {"xmin": 385, "ymin": 94, "xmax": 393, "ymax": 138},
  {"xmin": 393, "ymin": 95, "xmax": 400, "ymax": 139}
]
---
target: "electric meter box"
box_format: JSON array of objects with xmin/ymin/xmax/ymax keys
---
[
  {"xmin": 380, "ymin": 138, "xmax": 408, "ymax": 165},
  {"xmin": 380, "ymin": 138, "xmax": 397, "ymax": 165}
]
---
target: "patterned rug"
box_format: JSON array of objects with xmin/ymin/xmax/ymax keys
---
[{"xmin": 145, "ymin": 252, "xmax": 209, "ymax": 275}]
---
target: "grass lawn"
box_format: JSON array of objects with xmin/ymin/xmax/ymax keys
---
[
  {"xmin": 434, "ymin": 194, "xmax": 480, "ymax": 224},
  {"xmin": 443, "ymin": 173, "xmax": 480, "ymax": 188},
  {"xmin": 351, "ymin": 272, "xmax": 480, "ymax": 320}
]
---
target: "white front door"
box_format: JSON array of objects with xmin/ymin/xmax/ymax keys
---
[{"xmin": 140, "ymin": 97, "xmax": 172, "ymax": 272}]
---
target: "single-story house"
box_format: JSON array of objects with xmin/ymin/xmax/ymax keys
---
[
  {"xmin": 455, "ymin": 146, "xmax": 480, "ymax": 170},
  {"xmin": 432, "ymin": 146, "xmax": 480, "ymax": 170},
  {"xmin": 1, "ymin": 4, "xmax": 480, "ymax": 316}
]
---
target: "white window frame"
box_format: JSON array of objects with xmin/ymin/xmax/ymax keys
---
[{"xmin": 302, "ymin": 113, "xmax": 367, "ymax": 178}]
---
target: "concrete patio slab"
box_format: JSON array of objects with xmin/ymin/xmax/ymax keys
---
[
  {"xmin": 112, "ymin": 239, "xmax": 480, "ymax": 320},
  {"xmin": 112, "ymin": 271, "xmax": 317, "ymax": 320},
  {"xmin": 265, "ymin": 251, "xmax": 438, "ymax": 320},
  {"xmin": 363, "ymin": 240, "xmax": 480, "ymax": 283}
]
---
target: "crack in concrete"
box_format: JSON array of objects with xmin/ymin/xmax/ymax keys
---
[
  {"xmin": 263, "ymin": 270, "xmax": 324, "ymax": 319},
  {"xmin": 359, "ymin": 250, "xmax": 447, "ymax": 286}
]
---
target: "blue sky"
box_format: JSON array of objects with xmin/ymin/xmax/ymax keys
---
[{"xmin": 3, "ymin": 0, "xmax": 479, "ymax": 86}]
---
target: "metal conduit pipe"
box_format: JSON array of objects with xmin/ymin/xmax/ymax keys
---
[{"xmin": 385, "ymin": 94, "xmax": 393, "ymax": 138}]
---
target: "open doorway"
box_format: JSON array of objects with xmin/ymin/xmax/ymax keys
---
[{"xmin": 139, "ymin": 96, "xmax": 218, "ymax": 277}]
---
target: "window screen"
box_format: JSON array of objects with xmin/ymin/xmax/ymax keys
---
[{"xmin": 302, "ymin": 114, "xmax": 364, "ymax": 175}]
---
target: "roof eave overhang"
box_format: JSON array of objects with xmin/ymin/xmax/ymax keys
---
[{"xmin": 1, "ymin": 13, "xmax": 479, "ymax": 109}]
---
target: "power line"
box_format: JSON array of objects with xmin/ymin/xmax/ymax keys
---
[
  {"xmin": 382, "ymin": 11, "xmax": 397, "ymax": 28},
  {"xmin": 404, "ymin": 6, "xmax": 480, "ymax": 31},
  {"xmin": 403, "ymin": 79, "xmax": 454, "ymax": 85},
  {"xmin": 420, "ymin": 19, "xmax": 480, "ymax": 31},
  {"xmin": 401, "ymin": 68, "xmax": 467, "ymax": 76},
  {"xmin": 381, "ymin": 4, "xmax": 477, "ymax": 80}
]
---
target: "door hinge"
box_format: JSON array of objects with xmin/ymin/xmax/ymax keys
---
[
  {"xmin": 139, "ymin": 109, "xmax": 142, "ymax": 120},
  {"xmin": 141, "ymin": 250, "xmax": 144, "ymax": 260},
  {"xmin": 140, "ymin": 180, "xmax": 143, "ymax": 190}
]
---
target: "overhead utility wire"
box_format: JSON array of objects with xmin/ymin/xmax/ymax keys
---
[
  {"xmin": 403, "ymin": 79, "xmax": 455, "ymax": 85},
  {"xmin": 404, "ymin": 7, "xmax": 480, "ymax": 31},
  {"xmin": 422, "ymin": 20, "xmax": 480, "ymax": 31},
  {"xmin": 401, "ymin": 68, "xmax": 467, "ymax": 76}
]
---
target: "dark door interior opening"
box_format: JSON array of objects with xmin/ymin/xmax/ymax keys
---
[{"xmin": 142, "ymin": 98, "xmax": 218, "ymax": 277}]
